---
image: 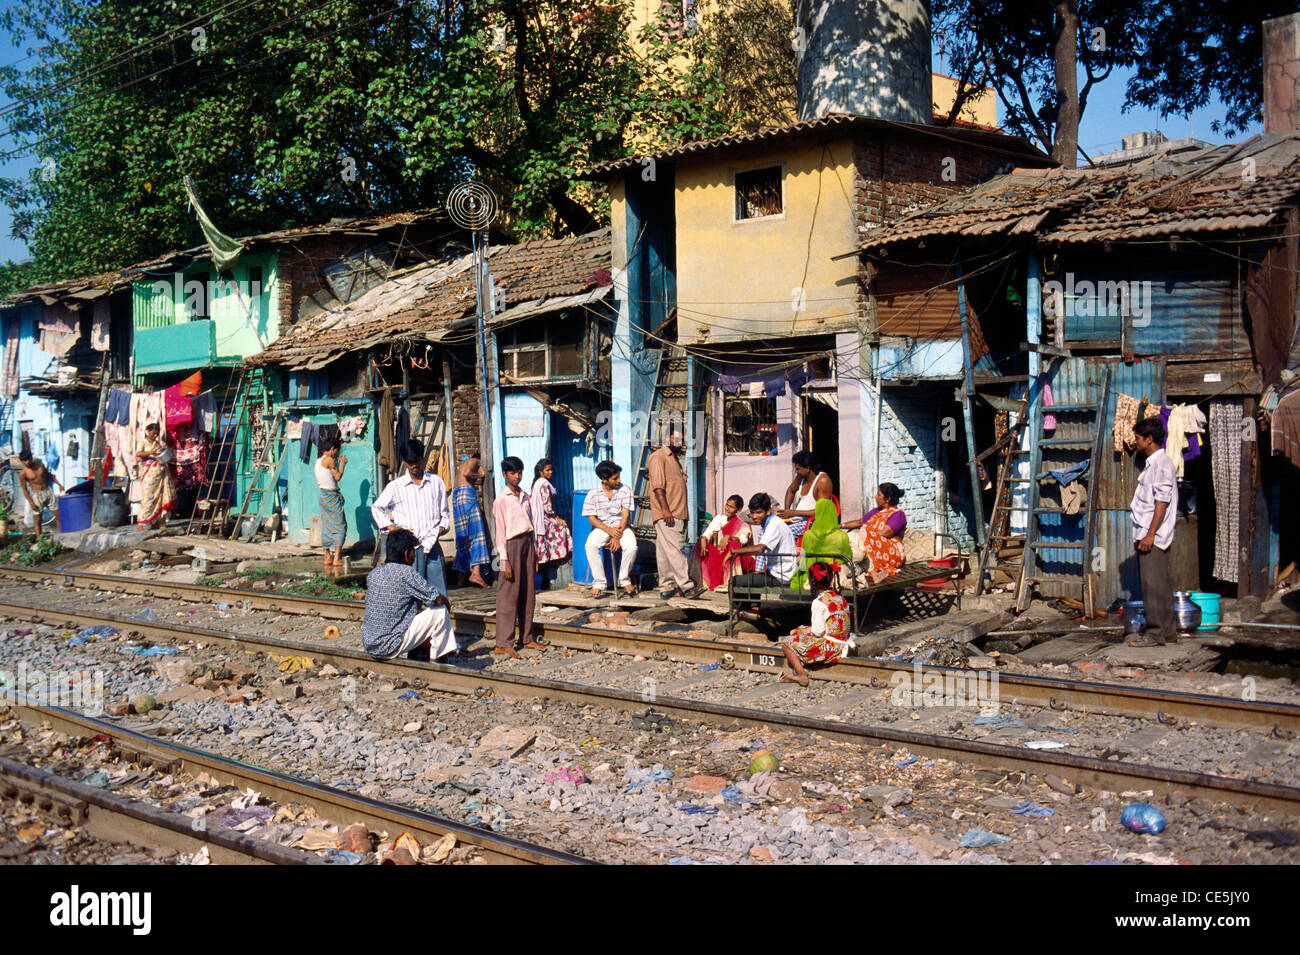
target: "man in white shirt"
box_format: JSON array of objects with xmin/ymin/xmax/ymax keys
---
[
  {"xmin": 582, "ymin": 460, "xmax": 638, "ymax": 596},
  {"xmin": 371, "ymin": 439, "xmax": 451, "ymax": 597},
  {"xmin": 1129, "ymin": 417, "xmax": 1179, "ymax": 646},
  {"xmin": 730, "ymin": 492, "xmax": 797, "ymax": 587}
]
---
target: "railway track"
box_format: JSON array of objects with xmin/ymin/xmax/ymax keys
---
[
  {"xmin": 2, "ymin": 565, "xmax": 1297, "ymax": 736},
  {"xmin": 3, "ymin": 694, "xmax": 588, "ymax": 865},
  {"xmin": 2, "ymin": 588, "xmax": 1298, "ymax": 816}
]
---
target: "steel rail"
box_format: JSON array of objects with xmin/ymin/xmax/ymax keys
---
[
  {"xmin": 3, "ymin": 598, "xmax": 1299, "ymax": 815},
  {"xmin": 5, "ymin": 695, "xmax": 589, "ymax": 865},
  {"xmin": 0, "ymin": 752, "xmax": 319, "ymax": 864},
  {"xmin": 3, "ymin": 565, "xmax": 1298, "ymax": 735}
]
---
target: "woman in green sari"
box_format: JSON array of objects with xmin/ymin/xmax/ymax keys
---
[{"xmin": 792, "ymin": 497, "xmax": 852, "ymax": 590}]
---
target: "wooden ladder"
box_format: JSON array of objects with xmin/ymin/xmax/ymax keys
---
[
  {"xmin": 227, "ymin": 408, "xmax": 288, "ymax": 541},
  {"xmin": 1014, "ymin": 363, "xmax": 1111, "ymax": 617},
  {"xmin": 187, "ymin": 368, "xmax": 266, "ymax": 536},
  {"xmin": 974, "ymin": 389, "xmax": 1030, "ymax": 594}
]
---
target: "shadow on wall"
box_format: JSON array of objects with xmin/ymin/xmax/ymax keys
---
[{"xmin": 352, "ymin": 478, "xmax": 372, "ymax": 543}]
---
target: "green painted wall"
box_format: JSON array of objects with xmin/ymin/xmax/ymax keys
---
[{"xmin": 278, "ymin": 400, "xmax": 377, "ymax": 546}]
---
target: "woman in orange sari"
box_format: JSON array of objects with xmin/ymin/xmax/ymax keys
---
[
  {"xmin": 844, "ymin": 482, "xmax": 906, "ymax": 580},
  {"xmin": 699, "ymin": 494, "xmax": 754, "ymax": 591}
]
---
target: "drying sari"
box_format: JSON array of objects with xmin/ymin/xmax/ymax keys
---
[
  {"xmin": 792, "ymin": 498, "xmax": 852, "ymax": 590},
  {"xmin": 864, "ymin": 505, "xmax": 906, "ymax": 578},
  {"xmin": 700, "ymin": 513, "xmax": 754, "ymax": 591},
  {"xmin": 136, "ymin": 434, "xmax": 176, "ymax": 526}
]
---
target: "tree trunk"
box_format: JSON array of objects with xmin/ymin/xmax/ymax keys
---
[{"xmin": 1052, "ymin": 0, "xmax": 1080, "ymax": 168}]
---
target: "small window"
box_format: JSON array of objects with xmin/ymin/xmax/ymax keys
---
[
  {"xmin": 724, "ymin": 396, "xmax": 778, "ymax": 454},
  {"xmin": 248, "ymin": 266, "xmax": 263, "ymax": 298},
  {"xmin": 735, "ymin": 166, "xmax": 782, "ymax": 220},
  {"xmin": 502, "ymin": 344, "xmax": 548, "ymax": 381}
]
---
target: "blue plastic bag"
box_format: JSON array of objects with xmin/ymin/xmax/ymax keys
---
[
  {"xmin": 1121, "ymin": 802, "xmax": 1167, "ymax": 834},
  {"xmin": 959, "ymin": 828, "xmax": 1012, "ymax": 848}
]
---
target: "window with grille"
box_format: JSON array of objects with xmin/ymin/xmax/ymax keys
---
[
  {"xmin": 735, "ymin": 166, "xmax": 783, "ymax": 220},
  {"xmin": 724, "ymin": 396, "xmax": 778, "ymax": 454}
]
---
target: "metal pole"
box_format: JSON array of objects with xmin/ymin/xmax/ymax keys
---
[
  {"xmin": 957, "ymin": 263, "xmax": 986, "ymax": 554},
  {"xmin": 472, "ymin": 229, "xmax": 495, "ymax": 520}
]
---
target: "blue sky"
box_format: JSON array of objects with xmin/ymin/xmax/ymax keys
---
[{"xmin": 0, "ymin": 11, "xmax": 1268, "ymax": 265}]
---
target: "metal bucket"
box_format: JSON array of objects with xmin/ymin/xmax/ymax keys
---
[
  {"xmin": 1120, "ymin": 601, "xmax": 1146, "ymax": 636},
  {"xmin": 1172, "ymin": 591, "xmax": 1202, "ymax": 633}
]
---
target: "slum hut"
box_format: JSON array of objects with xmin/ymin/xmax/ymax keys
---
[
  {"xmin": 858, "ymin": 131, "xmax": 1300, "ymax": 612},
  {"xmin": 574, "ymin": 113, "xmax": 1052, "ymax": 549},
  {"xmin": 244, "ymin": 229, "xmax": 616, "ymax": 560}
]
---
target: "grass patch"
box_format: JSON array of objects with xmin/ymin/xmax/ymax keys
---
[
  {"xmin": 280, "ymin": 575, "xmax": 363, "ymax": 601},
  {"xmin": 237, "ymin": 566, "xmax": 278, "ymax": 580},
  {"xmin": 0, "ymin": 535, "xmax": 66, "ymax": 567},
  {"xmin": 195, "ymin": 573, "xmax": 232, "ymax": 586}
]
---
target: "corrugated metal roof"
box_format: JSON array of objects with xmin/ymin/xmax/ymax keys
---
[
  {"xmin": 247, "ymin": 229, "xmax": 613, "ymax": 370},
  {"xmin": 860, "ymin": 132, "xmax": 1300, "ymax": 250},
  {"xmin": 574, "ymin": 112, "xmax": 1050, "ymax": 179},
  {"xmin": 4, "ymin": 208, "xmax": 447, "ymax": 308}
]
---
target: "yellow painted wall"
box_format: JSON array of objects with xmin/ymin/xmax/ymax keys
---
[
  {"xmin": 673, "ymin": 137, "xmax": 859, "ymax": 344},
  {"xmin": 932, "ymin": 74, "xmax": 997, "ymax": 127}
]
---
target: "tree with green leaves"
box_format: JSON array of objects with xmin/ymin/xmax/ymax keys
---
[{"xmin": 0, "ymin": 0, "xmax": 739, "ymax": 284}]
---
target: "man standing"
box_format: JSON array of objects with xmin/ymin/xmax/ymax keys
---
[
  {"xmin": 362, "ymin": 529, "xmax": 455, "ymax": 662},
  {"xmin": 1129, "ymin": 417, "xmax": 1178, "ymax": 647},
  {"xmin": 492, "ymin": 456, "xmax": 545, "ymax": 659},
  {"xmin": 582, "ymin": 460, "xmax": 638, "ymax": 597},
  {"xmin": 371, "ymin": 439, "xmax": 451, "ymax": 596},
  {"xmin": 18, "ymin": 450, "xmax": 62, "ymax": 538},
  {"xmin": 649, "ymin": 429, "xmax": 699, "ymax": 599}
]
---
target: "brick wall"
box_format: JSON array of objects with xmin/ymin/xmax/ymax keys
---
[
  {"xmin": 853, "ymin": 131, "xmax": 1016, "ymax": 330},
  {"xmin": 275, "ymin": 237, "xmax": 357, "ymax": 326},
  {"xmin": 451, "ymin": 383, "xmax": 481, "ymax": 458}
]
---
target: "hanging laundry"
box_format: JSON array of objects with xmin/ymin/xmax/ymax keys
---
[
  {"xmin": 105, "ymin": 388, "xmax": 132, "ymax": 425},
  {"xmin": 299, "ymin": 421, "xmax": 318, "ymax": 462},
  {"xmin": 1, "ymin": 319, "xmax": 19, "ymax": 397},
  {"xmin": 286, "ymin": 419, "xmax": 303, "ymax": 440},
  {"xmin": 1164, "ymin": 403, "xmax": 1207, "ymax": 478},
  {"xmin": 1112, "ymin": 392, "xmax": 1161, "ymax": 453},
  {"xmin": 177, "ymin": 370, "xmax": 202, "ymax": 397},
  {"xmin": 1041, "ymin": 383, "xmax": 1057, "ymax": 431},
  {"xmin": 339, "ymin": 415, "xmax": 367, "ymax": 440},
  {"xmin": 173, "ymin": 429, "xmax": 209, "ymax": 491},
  {"xmin": 38, "ymin": 304, "xmax": 80, "ymax": 357},
  {"xmin": 163, "ymin": 383, "xmax": 194, "ymax": 428},
  {"xmin": 394, "ymin": 404, "xmax": 410, "ymax": 452},
  {"xmin": 377, "ymin": 387, "xmax": 397, "ymax": 474},
  {"xmin": 192, "ymin": 390, "xmax": 217, "ymax": 435},
  {"xmin": 717, "ymin": 375, "xmax": 740, "ymax": 395},
  {"xmin": 90, "ymin": 299, "xmax": 111, "ymax": 351},
  {"xmin": 1271, "ymin": 387, "xmax": 1300, "ymax": 469},
  {"xmin": 1209, "ymin": 399, "xmax": 1242, "ymax": 583}
]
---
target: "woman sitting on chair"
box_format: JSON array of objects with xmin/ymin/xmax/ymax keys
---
[
  {"xmin": 779, "ymin": 561, "xmax": 851, "ymax": 686},
  {"xmin": 699, "ymin": 494, "xmax": 754, "ymax": 591},
  {"xmin": 844, "ymin": 482, "xmax": 907, "ymax": 581}
]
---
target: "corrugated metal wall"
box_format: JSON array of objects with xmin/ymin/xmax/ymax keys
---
[
  {"xmin": 1059, "ymin": 252, "xmax": 1245, "ymax": 357},
  {"xmin": 1036, "ymin": 356, "xmax": 1165, "ymax": 606},
  {"xmin": 502, "ymin": 392, "xmax": 550, "ymax": 480}
]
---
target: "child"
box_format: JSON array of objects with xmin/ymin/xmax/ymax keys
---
[
  {"xmin": 492, "ymin": 456, "xmax": 545, "ymax": 659},
  {"xmin": 779, "ymin": 561, "xmax": 851, "ymax": 686}
]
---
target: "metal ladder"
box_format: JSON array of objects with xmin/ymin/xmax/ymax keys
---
[
  {"xmin": 1014, "ymin": 363, "xmax": 1111, "ymax": 616},
  {"xmin": 630, "ymin": 346, "xmax": 691, "ymax": 540}
]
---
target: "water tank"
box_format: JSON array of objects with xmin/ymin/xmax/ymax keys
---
[{"xmin": 796, "ymin": 0, "xmax": 932, "ymax": 124}]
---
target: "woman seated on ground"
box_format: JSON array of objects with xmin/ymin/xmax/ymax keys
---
[
  {"xmin": 791, "ymin": 497, "xmax": 852, "ymax": 590},
  {"xmin": 779, "ymin": 561, "xmax": 852, "ymax": 686},
  {"xmin": 843, "ymin": 482, "xmax": 907, "ymax": 581},
  {"xmin": 699, "ymin": 494, "xmax": 754, "ymax": 591}
]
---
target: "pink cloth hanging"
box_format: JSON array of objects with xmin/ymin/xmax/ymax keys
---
[
  {"xmin": 1042, "ymin": 383, "xmax": 1058, "ymax": 431},
  {"xmin": 163, "ymin": 385, "xmax": 193, "ymax": 427}
]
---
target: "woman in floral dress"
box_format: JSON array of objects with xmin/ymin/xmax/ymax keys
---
[
  {"xmin": 779, "ymin": 562, "xmax": 851, "ymax": 686},
  {"xmin": 528, "ymin": 459, "xmax": 572, "ymax": 583}
]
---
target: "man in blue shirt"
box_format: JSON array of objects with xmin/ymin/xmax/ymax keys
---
[{"xmin": 363, "ymin": 529, "xmax": 454, "ymax": 661}]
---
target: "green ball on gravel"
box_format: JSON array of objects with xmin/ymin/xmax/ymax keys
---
[{"xmin": 131, "ymin": 694, "xmax": 156, "ymax": 715}]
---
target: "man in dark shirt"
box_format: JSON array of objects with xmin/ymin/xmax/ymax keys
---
[{"xmin": 362, "ymin": 529, "xmax": 454, "ymax": 662}]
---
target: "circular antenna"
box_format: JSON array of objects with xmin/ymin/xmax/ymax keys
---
[{"xmin": 447, "ymin": 180, "xmax": 499, "ymax": 230}]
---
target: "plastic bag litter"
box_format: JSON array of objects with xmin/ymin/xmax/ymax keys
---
[
  {"xmin": 76, "ymin": 625, "xmax": 116, "ymax": 639},
  {"xmin": 117, "ymin": 645, "xmax": 180, "ymax": 657},
  {"xmin": 1025, "ymin": 740, "xmax": 1066, "ymax": 750},
  {"xmin": 959, "ymin": 828, "xmax": 1013, "ymax": 848},
  {"xmin": 544, "ymin": 767, "xmax": 586, "ymax": 785},
  {"xmin": 678, "ymin": 803, "xmax": 718, "ymax": 815},
  {"xmin": 1009, "ymin": 800, "xmax": 1055, "ymax": 817},
  {"xmin": 325, "ymin": 848, "xmax": 364, "ymax": 865},
  {"xmin": 80, "ymin": 771, "xmax": 108, "ymax": 788},
  {"xmin": 1121, "ymin": 802, "xmax": 1167, "ymax": 835},
  {"xmin": 398, "ymin": 689, "xmax": 419, "ymax": 700},
  {"xmin": 624, "ymin": 767, "xmax": 673, "ymax": 791},
  {"xmin": 134, "ymin": 608, "xmax": 156, "ymax": 622}
]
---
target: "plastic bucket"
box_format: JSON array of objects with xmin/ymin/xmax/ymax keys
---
[
  {"xmin": 1189, "ymin": 592, "xmax": 1220, "ymax": 631},
  {"xmin": 96, "ymin": 488, "xmax": 128, "ymax": 527},
  {"xmin": 58, "ymin": 492, "xmax": 93, "ymax": 533}
]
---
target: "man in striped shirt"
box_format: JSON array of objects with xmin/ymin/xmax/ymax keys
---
[{"xmin": 371, "ymin": 439, "xmax": 451, "ymax": 596}]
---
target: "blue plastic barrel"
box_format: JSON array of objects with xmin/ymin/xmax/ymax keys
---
[
  {"xmin": 571, "ymin": 489, "xmax": 595, "ymax": 583},
  {"xmin": 58, "ymin": 492, "xmax": 93, "ymax": 533},
  {"xmin": 1189, "ymin": 591, "xmax": 1220, "ymax": 631}
]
